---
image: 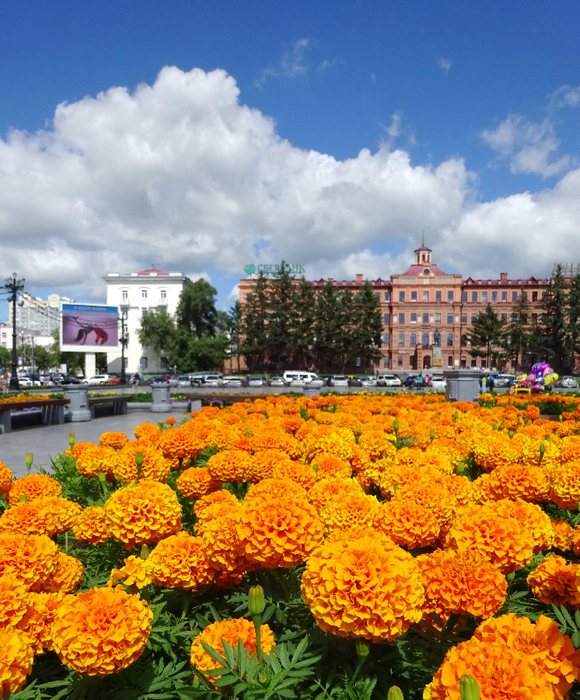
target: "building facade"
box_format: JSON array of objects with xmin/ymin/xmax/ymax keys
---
[
  {"xmin": 239, "ymin": 245, "xmax": 549, "ymax": 372},
  {"xmin": 2, "ymin": 292, "xmax": 75, "ymax": 351},
  {"xmin": 104, "ymin": 269, "xmax": 189, "ymax": 375}
]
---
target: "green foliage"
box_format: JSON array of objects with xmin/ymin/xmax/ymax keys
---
[
  {"xmin": 464, "ymin": 304, "xmax": 507, "ymax": 367},
  {"xmin": 0, "ymin": 345, "xmax": 10, "ymax": 369}
]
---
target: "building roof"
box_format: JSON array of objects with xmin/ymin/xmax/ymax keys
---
[
  {"xmin": 414, "ymin": 245, "xmax": 432, "ymax": 252},
  {"xmin": 137, "ymin": 269, "xmax": 169, "ymax": 276},
  {"xmin": 400, "ymin": 264, "xmax": 448, "ymax": 276}
]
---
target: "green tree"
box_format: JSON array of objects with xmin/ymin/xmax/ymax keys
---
[
  {"xmin": 49, "ymin": 330, "xmax": 85, "ymax": 376},
  {"xmin": 176, "ymin": 279, "xmax": 219, "ymax": 337},
  {"xmin": 32, "ymin": 346, "xmax": 54, "ymax": 373},
  {"xmin": 539, "ymin": 265, "xmax": 570, "ymax": 372},
  {"xmin": 0, "ymin": 347, "xmax": 10, "ymax": 370},
  {"xmin": 465, "ymin": 304, "xmax": 507, "ymax": 368},
  {"xmin": 267, "ymin": 262, "xmax": 299, "ymax": 370},
  {"xmin": 239, "ymin": 272, "xmax": 270, "ymax": 372},
  {"xmin": 138, "ymin": 309, "xmax": 176, "ymax": 357},
  {"xmin": 290, "ymin": 279, "xmax": 316, "ymax": 369},
  {"xmin": 313, "ymin": 282, "xmax": 345, "ymax": 371},
  {"xmin": 567, "ymin": 273, "xmax": 580, "ymax": 370},
  {"xmin": 351, "ymin": 281, "xmax": 383, "ymax": 371},
  {"xmin": 504, "ymin": 294, "xmax": 533, "ymax": 371}
]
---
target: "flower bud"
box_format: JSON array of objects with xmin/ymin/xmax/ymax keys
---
[
  {"xmin": 69, "ymin": 433, "xmax": 76, "ymax": 449},
  {"xmin": 459, "ymin": 674, "xmax": 480, "ymax": 700},
  {"xmin": 19, "ymin": 494, "xmax": 28, "ymax": 503},
  {"xmin": 248, "ymin": 585, "xmax": 265, "ymax": 617},
  {"xmin": 25, "ymin": 453, "xmax": 33, "ymax": 475},
  {"xmin": 355, "ymin": 639, "xmax": 369, "ymax": 658},
  {"xmin": 135, "ymin": 451, "xmax": 144, "ymax": 467},
  {"xmin": 393, "ymin": 418, "xmax": 399, "ymax": 433},
  {"xmin": 387, "ymin": 687, "xmax": 404, "ymax": 700},
  {"xmin": 140, "ymin": 544, "xmax": 149, "ymax": 560},
  {"xmin": 429, "ymin": 428, "xmax": 435, "ymax": 443},
  {"xmin": 97, "ymin": 470, "xmax": 107, "ymax": 484}
]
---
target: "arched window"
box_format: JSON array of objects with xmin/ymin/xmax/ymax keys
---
[
  {"xmin": 398, "ymin": 333, "xmax": 405, "ymax": 347},
  {"xmin": 447, "ymin": 333, "xmax": 453, "ymax": 347},
  {"xmin": 422, "ymin": 333, "xmax": 429, "ymax": 347},
  {"xmin": 410, "ymin": 333, "xmax": 416, "ymax": 346}
]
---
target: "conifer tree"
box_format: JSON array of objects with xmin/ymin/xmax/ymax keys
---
[{"xmin": 465, "ymin": 304, "xmax": 506, "ymax": 368}]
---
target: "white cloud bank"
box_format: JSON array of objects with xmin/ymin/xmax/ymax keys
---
[{"xmin": 1, "ymin": 66, "xmax": 580, "ymax": 302}]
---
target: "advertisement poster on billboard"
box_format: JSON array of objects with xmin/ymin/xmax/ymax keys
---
[{"xmin": 60, "ymin": 304, "xmax": 119, "ymax": 352}]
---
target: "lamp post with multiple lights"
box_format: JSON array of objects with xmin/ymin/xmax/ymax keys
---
[{"xmin": 2, "ymin": 273, "xmax": 25, "ymax": 391}]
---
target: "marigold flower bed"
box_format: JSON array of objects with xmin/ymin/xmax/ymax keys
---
[{"xmin": 3, "ymin": 393, "xmax": 580, "ymax": 698}]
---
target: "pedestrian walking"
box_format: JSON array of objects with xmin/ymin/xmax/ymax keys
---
[
  {"xmin": 133, "ymin": 371, "xmax": 140, "ymax": 388},
  {"xmin": 1, "ymin": 370, "xmax": 8, "ymax": 395}
]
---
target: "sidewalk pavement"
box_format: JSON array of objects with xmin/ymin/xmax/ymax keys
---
[{"xmin": 0, "ymin": 410, "xmax": 179, "ymax": 479}]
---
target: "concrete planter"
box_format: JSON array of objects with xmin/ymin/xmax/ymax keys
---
[
  {"xmin": 444, "ymin": 370, "xmax": 483, "ymax": 403},
  {"xmin": 151, "ymin": 383, "xmax": 172, "ymax": 413},
  {"xmin": 63, "ymin": 385, "xmax": 92, "ymax": 422}
]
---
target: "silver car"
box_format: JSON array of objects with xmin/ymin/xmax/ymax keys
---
[
  {"xmin": 559, "ymin": 376, "xmax": 578, "ymax": 389},
  {"xmin": 248, "ymin": 376, "xmax": 265, "ymax": 387},
  {"xmin": 269, "ymin": 376, "xmax": 285, "ymax": 387},
  {"xmin": 377, "ymin": 374, "xmax": 402, "ymax": 387},
  {"xmin": 329, "ymin": 375, "xmax": 349, "ymax": 387}
]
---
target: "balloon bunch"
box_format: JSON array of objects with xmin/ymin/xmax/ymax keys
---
[{"xmin": 514, "ymin": 362, "xmax": 559, "ymax": 393}]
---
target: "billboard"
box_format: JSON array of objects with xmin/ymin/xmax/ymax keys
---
[{"xmin": 60, "ymin": 304, "xmax": 119, "ymax": 352}]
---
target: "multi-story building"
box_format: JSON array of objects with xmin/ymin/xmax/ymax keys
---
[
  {"xmin": 104, "ymin": 269, "xmax": 189, "ymax": 375},
  {"xmin": 2, "ymin": 292, "xmax": 75, "ymax": 350},
  {"xmin": 239, "ymin": 244, "xmax": 549, "ymax": 372}
]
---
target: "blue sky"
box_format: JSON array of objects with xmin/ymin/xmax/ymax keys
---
[{"xmin": 1, "ymin": 0, "xmax": 580, "ymax": 319}]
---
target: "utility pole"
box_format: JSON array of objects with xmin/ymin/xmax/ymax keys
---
[
  {"xmin": 2, "ymin": 273, "xmax": 25, "ymax": 391},
  {"xmin": 119, "ymin": 308, "xmax": 128, "ymax": 384}
]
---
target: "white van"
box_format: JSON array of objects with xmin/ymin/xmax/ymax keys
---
[
  {"xmin": 282, "ymin": 371, "xmax": 323, "ymax": 387},
  {"xmin": 203, "ymin": 374, "xmax": 223, "ymax": 387}
]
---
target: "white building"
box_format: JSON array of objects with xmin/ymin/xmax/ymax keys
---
[{"xmin": 104, "ymin": 269, "xmax": 189, "ymax": 375}]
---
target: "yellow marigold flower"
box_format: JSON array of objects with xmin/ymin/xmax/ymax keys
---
[
  {"xmin": 473, "ymin": 613, "xmax": 580, "ymax": 699},
  {"xmin": 19, "ymin": 591, "xmax": 63, "ymax": 654},
  {"xmin": 247, "ymin": 449, "xmax": 293, "ymax": 481},
  {"xmin": 375, "ymin": 500, "xmax": 440, "ymax": 549},
  {"xmin": 72, "ymin": 506, "xmax": 109, "ymax": 545},
  {"xmin": 552, "ymin": 519, "xmax": 576, "ymax": 551},
  {"xmin": 52, "ymin": 586, "xmax": 152, "ymax": 677},
  {"xmin": 134, "ymin": 422, "xmax": 161, "ymax": 441},
  {"xmin": 447, "ymin": 509, "xmax": 533, "ymax": 574},
  {"xmin": 428, "ymin": 637, "xmax": 554, "ymax": 700},
  {"xmin": 176, "ymin": 467, "xmax": 222, "ymax": 500},
  {"xmin": 301, "ymin": 536, "xmax": 424, "ymax": 641},
  {"xmin": 115, "ymin": 444, "xmax": 170, "ymax": 482},
  {"xmin": 8, "ymin": 473, "xmax": 62, "ymax": 505},
  {"xmin": 148, "ymin": 531, "xmax": 215, "ymax": 590},
  {"xmin": 65, "ymin": 441, "xmax": 93, "ymax": 459},
  {"xmin": 34, "ymin": 496, "xmax": 82, "ymax": 533},
  {"xmin": 207, "ymin": 450, "xmax": 254, "ymax": 482},
  {"xmin": 357, "ymin": 430, "xmax": 397, "ymax": 461},
  {"xmin": 472, "ymin": 472, "xmax": 496, "ymax": 503},
  {"xmin": 199, "ymin": 512, "xmax": 247, "ymax": 580},
  {"xmin": 279, "ymin": 415, "xmax": 305, "ymax": 434},
  {"xmin": 75, "ymin": 445, "xmax": 119, "ymax": 479},
  {"xmin": 308, "ymin": 476, "xmax": 364, "ymax": 512},
  {"xmin": 0, "ymin": 463, "xmax": 13, "ymax": 495},
  {"xmin": 319, "ymin": 493, "xmax": 380, "ymax": 536},
  {"xmin": 0, "ymin": 501, "xmax": 57, "ymax": 537},
  {"xmin": 105, "ymin": 480, "xmax": 182, "ymax": 549},
  {"xmin": 0, "ymin": 534, "xmax": 59, "ymax": 592},
  {"xmin": 306, "ymin": 430, "xmax": 355, "ymax": 462},
  {"xmin": 157, "ymin": 428, "xmax": 205, "ymax": 463},
  {"xmin": 488, "ymin": 463, "xmax": 550, "ymax": 502},
  {"xmin": 378, "ymin": 464, "xmax": 443, "ymax": 500},
  {"xmin": 237, "ymin": 496, "xmax": 323, "ymax": 569},
  {"xmin": 417, "ymin": 549, "xmax": 507, "ymax": 622},
  {"xmin": 109, "ymin": 555, "xmax": 154, "ymax": 589},
  {"xmin": 435, "ymin": 474, "xmax": 477, "ymax": 507},
  {"xmin": 472, "ymin": 433, "xmax": 521, "ymax": 472},
  {"xmin": 551, "ymin": 461, "xmax": 580, "ymax": 509},
  {"xmin": 491, "ymin": 498, "xmax": 554, "ymax": 552},
  {"xmin": 193, "ymin": 489, "xmax": 240, "ymax": 521},
  {"xmin": 558, "ymin": 435, "xmax": 580, "ymax": 463},
  {"xmin": 100, "ymin": 431, "xmax": 129, "ymax": 450},
  {"xmin": 309, "ymin": 453, "xmax": 352, "ymax": 479},
  {"xmin": 272, "ymin": 461, "xmax": 318, "ymax": 490},
  {"xmin": 0, "ymin": 627, "xmax": 34, "ymax": 696},
  {"xmin": 390, "ymin": 482, "xmax": 456, "ymax": 528},
  {"xmin": 43, "ymin": 552, "xmax": 83, "ymax": 594},
  {"xmin": 349, "ymin": 444, "xmax": 371, "ymax": 474},
  {"xmin": 244, "ymin": 478, "xmax": 308, "ymax": 507},
  {"xmin": 190, "ymin": 618, "xmax": 275, "ymax": 680},
  {"xmin": 527, "ymin": 555, "xmax": 580, "ymax": 607},
  {"xmin": 0, "ymin": 575, "xmax": 30, "ymax": 630}
]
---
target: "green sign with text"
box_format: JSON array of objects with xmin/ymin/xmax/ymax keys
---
[{"xmin": 245, "ymin": 263, "xmax": 305, "ymax": 275}]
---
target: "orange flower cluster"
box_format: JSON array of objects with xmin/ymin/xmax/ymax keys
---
[
  {"xmin": 8, "ymin": 473, "xmax": 62, "ymax": 505},
  {"xmin": 176, "ymin": 466, "xmax": 222, "ymax": 499},
  {"xmin": 72, "ymin": 506, "xmax": 109, "ymax": 544}
]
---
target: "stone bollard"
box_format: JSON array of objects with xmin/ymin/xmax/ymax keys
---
[
  {"xmin": 444, "ymin": 370, "xmax": 483, "ymax": 403},
  {"xmin": 303, "ymin": 385, "xmax": 321, "ymax": 397},
  {"xmin": 151, "ymin": 383, "xmax": 172, "ymax": 413},
  {"xmin": 64, "ymin": 385, "xmax": 92, "ymax": 422},
  {"xmin": 190, "ymin": 399, "xmax": 202, "ymax": 413}
]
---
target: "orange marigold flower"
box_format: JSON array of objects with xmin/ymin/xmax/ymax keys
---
[
  {"xmin": 8, "ymin": 473, "xmax": 62, "ymax": 505},
  {"xmin": 390, "ymin": 482, "xmax": 455, "ymax": 528},
  {"xmin": 165, "ymin": 417, "xmax": 177, "ymax": 425},
  {"xmin": 134, "ymin": 423, "xmax": 161, "ymax": 442},
  {"xmin": 52, "ymin": 586, "xmax": 152, "ymax": 677},
  {"xmin": 472, "ymin": 433, "xmax": 521, "ymax": 472},
  {"xmin": 551, "ymin": 461, "xmax": 580, "ymax": 509},
  {"xmin": 472, "ymin": 613, "xmax": 580, "ymax": 699},
  {"xmin": 190, "ymin": 618, "xmax": 275, "ymax": 679},
  {"xmin": 306, "ymin": 431, "xmax": 355, "ymax": 462},
  {"xmin": 0, "ymin": 534, "xmax": 60, "ymax": 592},
  {"xmin": 417, "ymin": 548, "xmax": 507, "ymax": 622},
  {"xmin": 319, "ymin": 493, "xmax": 380, "ymax": 536},
  {"xmin": 349, "ymin": 444, "xmax": 371, "ymax": 474},
  {"xmin": 0, "ymin": 463, "xmax": 13, "ymax": 495},
  {"xmin": 310, "ymin": 453, "xmax": 352, "ymax": 479},
  {"xmin": 105, "ymin": 480, "xmax": 182, "ymax": 549},
  {"xmin": 435, "ymin": 474, "xmax": 477, "ymax": 507},
  {"xmin": 490, "ymin": 498, "xmax": 554, "ymax": 552},
  {"xmin": 148, "ymin": 531, "xmax": 215, "ymax": 590},
  {"xmin": 0, "ymin": 501, "xmax": 57, "ymax": 537},
  {"xmin": 43, "ymin": 552, "xmax": 84, "ymax": 594},
  {"xmin": 199, "ymin": 512, "xmax": 247, "ymax": 580},
  {"xmin": 158, "ymin": 428, "xmax": 205, "ymax": 464},
  {"xmin": 272, "ymin": 461, "xmax": 317, "ymax": 490},
  {"xmin": 308, "ymin": 476, "xmax": 364, "ymax": 512},
  {"xmin": 207, "ymin": 450, "xmax": 254, "ymax": 483},
  {"xmin": 244, "ymin": 478, "xmax": 308, "ymax": 507},
  {"xmin": 0, "ymin": 575, "xmax": 30, "ymax": 630},
  {"xmin": 247, "ymin": 449, "xmax": 293, "ymax": 481},
  {"xmin": 115, "ymin": 444, "xmax": 170, "ymax": 482},
  {"xmin": 488, "ymin": 463, "xmax": 550, "ymax": 502},
  {"xmin": 100, "ymin": 431, "xmax": 129, "ymax": 450},
  {"xmin": 72, "ymin": 506, "xmax": 109, "ymax": 545},
  {"xmin": 301, "ymin": 536, "xmax": 424, "ymax": 641},
  {"xmin": 552, "ymin": 519, "xmax": 576, "ymax": 551},
  {"xmin": 34, "ymin": 496, "xmax": 82, "ymax": 533},
  {"xmin": 527, "ymin": 555, "xmax": 580, "ymax": 607},
  {"xmin": 75, "ymin": 445, "xmax": 119, "ymax": 479},
  {"xmin": 19, "ymin": 591, "xmax": 63, "ymax": 654},
  {"xmin": 109, "ymin": 555, "xmax": 154, "ymax": 589},
  {"xmin": 378, "ymin": 464, "xmax": 443, "ymax": 500},
  {"xmin": 237, "ymin": 496, "xmax": 323, "ymax": 568},
  {"xmin": 0, "ymin": 627, "xmax": 34, "ymax": 695},
  {"xmin": 65, "ymin": 441, "xmax": 93, "ymax": 459},
  {"xmin": 357, "ymin": 431, "xmax": 396, "ymax": 461},
  {"xmin": 176, "ymin": 467, "xmax": 222, "ymax": 500},
  {"xmin": 375, "ymin": 500, "xmax": 440, "ymax": 549}
]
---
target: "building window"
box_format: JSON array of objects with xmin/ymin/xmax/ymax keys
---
[
  {"xmin": 398, "ymin": 356, "xmax": 403, "ymax": 367},
  {"xmin": 482, "ymin": 291, "xmax": 488, "ymax": 302},
  {"xmin": 399, "ymin": 291, "xmax": 405, "ymax": 302},
  {"xmin": 512, "ymin": 292, "xmax": 518, "ymax": 302},
  {"xmin": 471, "ymin": 359, "xmax": 477, "ymax": 368},
  {"xmin": 384, "ymin": 357, "xmax": 389, "ymax": 368},
  {"xmin": 461, "ymin": 335, "xmax": 467, "ymax": 347},
  {"xmin": 423, "ymin": 313, "xmax": 429, "ymax": 323},
  {"xmin": 492, "ymin": 291, "xmax": 498, "ymax": 302},
  {"xmin": 501, "ymin": 313, "xmax": 507, "ymax": 321},
  {"xmin": 140, "ymin": 357, "xmax": 148, "ymax": 370},
  {"xmin": 511, "ymin": 314, "xmax": 517, "ymax": 323},
  {"xmin": 384, "ymin": 334, "xmax": 390, "ymax": 346},
  {"xmin": 471, "ymin": 314, "xmax": 477, "ymax": 322},
  {"xmin": 158, "ymin": 306, "xmax": 167, "ymax": 313},
  {"xmin": 470, "ymin": 291, "xmax": 477, "ymax": 302},
  {"xmin": 410, "ymin": 313, "xmax": 417, "ymax": 323},
  {"xmin": 502, "ymin": 291, "xmax": 507, "ymax": 302},
  {"xmin": 447, "ymin": 313, "xmax": 453, "ymax": 324},
  {"xmin": 398, "ymin": 333, "xmax": 405, "ymax": 347},
  {"xmin": 385, "ymin": 292, "xmax": 390, "ymax": 301},
  {"xmin": 447, "ymin": 291, "xmax": 453, "ymax": 302},
  {"xmin": 356, "ymin": 292, "xmax": 361, "ymax": 298},
  {"xmin": 375, "ymin": 292, "xmax": 381, "ymax": 299},
  {"xmin": 384, "ymin": 313, "xmax": 390, "ymax": 324},
  {"xmin": 121, "ymin": 290, "xmax": 128, "ymax": 300},
  {"xmin": 423, "ymin": 291, "xmax": 429, "ymax": 302},
  {"xmin": 160, "ymin": 289, "xmax": 167, "ymax": 300},
  {"xmin": 542, "ymin": 291, "xmax": 547, "ymax": 300},
  {"xmin": 448, "ymin": 356, "xmax": 453, "ymax": 367},
  {"xmin": 422, "ymin": 333, "xmax": 429, "ymax": 347},
  {"xmin": 462, "ymin": 292, "xmax": 467, "ymax": 302},
  {"xmin": 141, "ymin": 289, "xmax": 148, "ymax": 299},
  {"xmin": 447, "ymin": 333, "xmax": 453, "ymax": 346},
  {"xmin": 399, "ymin": 313, "xmax": 405, "ymax": 324},
  {"xmin": 532, "ymin": 313, "xmax": 538, "ymax": 324},
  {"xmin": 411, "ymin": 291, "xmax": 417, "ymax": 301},
  {"xmin": 435, "ymin": 313, "xmax": 441, "ymax": 323},
  {"xmin": 436, "ymin": 291, "xmax": 442, "ymax": 302},
  {"xmin": 461, "ymin": 314, "xmax": 467, "ymax": 324},
  {"xmin": 521, "ymin": 291, "xmax": 527, "ymax": 300},
  {"xmin": 410, "ymin": 333, "xmax": 417, "ymax": 346},
  {"xmin": 532, "ymin": 291, "xmax": 538, "ymax": 302}
]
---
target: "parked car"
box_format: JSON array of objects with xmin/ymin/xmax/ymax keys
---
[
  {"xmin": 203, "ymin": 374, "xmax": 223, "ymax": 388},
  {"xmin": 109, "ymin": 377, "xmax": 121, "ymax": 384},
  {"xmin": 248, "ymin": 376, "xmax": 265, "ymax": 388},
  {"xmin": 82, "ymin": 374, "xmax": 111, "ymax": 385},
  {"xmin": 150, "ymin": 375, "xmax": 179, "ymax": 387},
  {"xmin": 177, "ymin": 375, "xmax": 193, "ymax": 388},
  {"xmin": 431, "ymin": 377, "xmax": 447, "ymax": 390},
  {"xmin": 493, "ymin": 374, "xmax": 516, "ymax": 388},
  {"xmin": 223, "ymin": 376, "xmax": 246, "ymax": 388},
  {"xmin": 18, "ymin": 377, "xmax": 36, "ymax": 388},
  {"xmin": 558, "ymin": 375, "xmax": 578, "ymax": 389},
  {"xmin": 329, "ymin": 375, "xmax": 349, "ymax": 387},
  {"xmin": 60, "ymin": 377, "xmax": 81, "ymax": 385},
  {"xmin": 348, "ymin": 376, "xmax": 363, "ymax": 387},
  {"xmin": 269, "ymin": 376, "xmax": 285, "ymax": 387},
  {"xmin": 359, "ymin": 376, "xmax": 377, "ymax": 387},
  {"xmin": 283, "ymin": 371, "xmax": 321, "ymax": 386},
  {"xmin": 377, "ymin": 374, "xmax": 402, "ymax": 387}
]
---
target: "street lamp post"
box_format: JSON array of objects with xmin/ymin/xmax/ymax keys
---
[
  {"xmin": 120, "ymin": 308, "xmax": 128, "ymax": 384},
  {"xmin": 2, "ymin": 273, "xmax": 25, "ymax": 391}
]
